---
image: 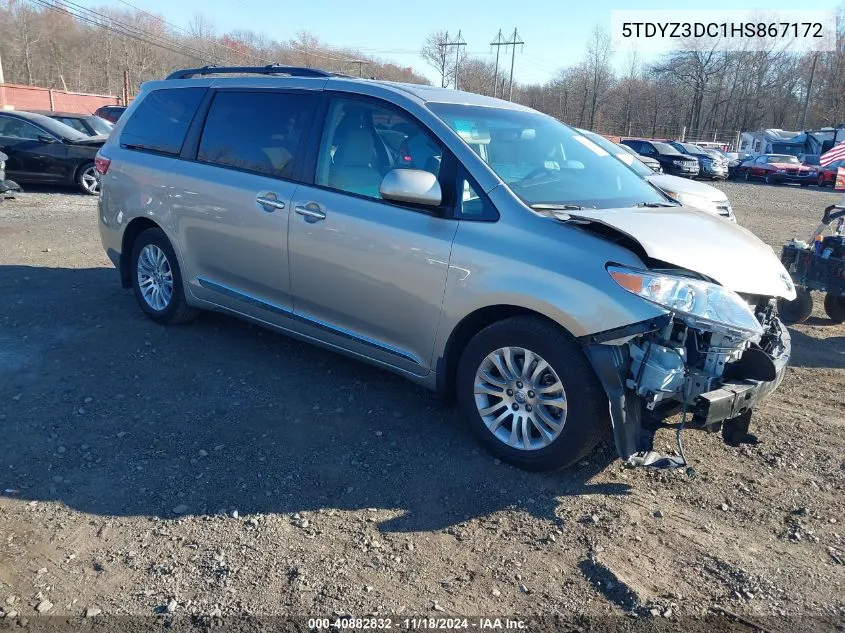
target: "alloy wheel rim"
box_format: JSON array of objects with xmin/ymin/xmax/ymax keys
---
[
  {"xmin": 473, "ymin": 346, "xmax": 567, "ymax": 451},
  {"xmin": 82, "ymin": 166, "xmax": 100, "ymax": 194},
  {"xmin": 137, "ymin": 244, "xmax": 173, "ymax": 312}
]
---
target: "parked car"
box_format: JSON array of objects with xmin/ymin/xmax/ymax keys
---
[
  {"xmin": 0, "ymin": 150, "xmax": 23, "ymax": 199},
  {"xmin": 668, "ymin": 142, "xmax": 729, "ymax": 180},
  {"xmin": 620, "ymin": 139, "xmax": 700, "ymax": 178},
  {"xmin": 28, "ymin": 110, "xmax": 113, "ymax": 137},
  {"xmin": 0, "ymin": 110, "xmax": 106, "ymax": 194},
  {"xmin": 738, "ymin": 154, "xmax": 818, "ymax": 186},
  {"xmin": 94, "ymin": 105, "xmax": 127, "ymax": 123},
  {"xmin": 616, "ymin": 141, "xmax": 661, "ymax": 173},
  {"xmin": 817, "ymin": 159, "xmax": 844, "ymax": 187},
  {"xmin": 702, "ymin": 148, "xmax": 741, "ymax": 179},
  {"xmin": 576, "ymin": 130, "xmax": 735, "ymax": 222},
  {"xmin": 97, "ymin": 66, "xmax": 795, "ymax": 471}
]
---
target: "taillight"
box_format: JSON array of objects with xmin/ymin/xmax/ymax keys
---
[{"xmin": 94, "ymin": 153, "xmax": 111, "ymax": 175}]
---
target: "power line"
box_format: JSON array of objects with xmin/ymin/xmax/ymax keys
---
[
  {"xmin": 29, "ymin": 0, "xmax": 221, "ymax": 64},
  {"xmin": 106, "ymin": 0, "xmax": 268, "ymax": 64}
]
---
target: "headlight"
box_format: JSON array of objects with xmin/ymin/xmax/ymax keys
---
[
  {"xmin": 608, "ymin": 265, "xmax": 763, "ymax": 337},
  {"xmin": 0, "ymin": 160, "xmax": 5, "ymax": 170},
  {"xmin": 662, "ymin": 190, "xmax": 716, "ymax": 215},
  {"xmin": 776, "ymin": 169, "xmax": 786, "ymax": 173}
]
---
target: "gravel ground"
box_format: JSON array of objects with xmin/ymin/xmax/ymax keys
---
[{"xmin": 0, "ymin": 181, "xmax": 843, "ymax": 631}]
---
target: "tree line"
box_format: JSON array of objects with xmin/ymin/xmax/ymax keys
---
[{"xmin": 0, "ymin": 1, "xmax": 427, "ymax": 99}]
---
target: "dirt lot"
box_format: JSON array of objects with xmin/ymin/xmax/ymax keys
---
[{"xmin": 0, "ymin": 182, "xmax": 843, "ymax": 631}]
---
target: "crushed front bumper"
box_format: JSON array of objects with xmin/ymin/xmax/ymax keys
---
[
  {"xmin": 693, "ymin": 327, "xmax": 789, "ymax": 425},
  {"xmin": 583, "ymin": 316, "xmax": 791, "ymax": 465},
  {"xmin": 1, "ymin": 178, "xmax": 22, "ymax": 198}
]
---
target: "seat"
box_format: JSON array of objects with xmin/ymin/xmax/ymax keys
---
[{"xmin": 329, "ymin": 127, "xmax": 384, "ymax": 198}]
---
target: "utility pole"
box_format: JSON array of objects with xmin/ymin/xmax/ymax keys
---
[
  {"xmin": 799, "ymin": 52, "xmax": 819, "ymax": 130},
  {"xmin": 443, "ymin": 31, "xmax": 466, "ymax": 90},
  {"xmin": 0, "ymin": 50, "xmax": 5, "ymax": 85},
  {"xmin": 123, "ymin": 69, "xmax": 130, "ymax": 106},
  {"xmin": 349, "ymin": 60, "xmax": 366, "ymax": 77},
  {"xmin": 506, "ymin": 28, "xmax": 524, "ymax": 101},
  {"xmin": 490, "ymin": 29, "xmax": 505, "ymax": 98}
]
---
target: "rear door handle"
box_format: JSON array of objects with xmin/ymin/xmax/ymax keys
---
[
  {"xmin": 294, "ymin": 202, "xmax": 327, "ymax": 222},
  {"xmin": 256, "ymin": 193, "xmax": 286, "ymax": 212}
]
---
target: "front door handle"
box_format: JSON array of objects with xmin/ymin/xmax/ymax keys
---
[
  {"xmin": 256, "ymin": 193, "xmax": 286, "ymax": 212},
  {"xmin": 294, "ymin": 202, "xmax": 327, "ymax": 222}
]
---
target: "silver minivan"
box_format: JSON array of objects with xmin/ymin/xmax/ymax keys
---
[{"xmin": 97, "ymin": 66, "xmax": 795, "ymax": 471}]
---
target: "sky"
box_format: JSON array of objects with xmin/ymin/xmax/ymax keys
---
[{"xmin": 81, "ymin": 0, "xmax": 843, "ymax": 85}]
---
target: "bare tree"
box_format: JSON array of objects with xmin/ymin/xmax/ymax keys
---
[{"xmin": 420, "ymin": 30, "xmax": 451, "ymax": 88}]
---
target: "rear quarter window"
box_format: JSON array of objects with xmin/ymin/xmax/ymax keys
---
[{"xmin": 120, "ymin": 88, "xmax": 206, "ymax": 155}]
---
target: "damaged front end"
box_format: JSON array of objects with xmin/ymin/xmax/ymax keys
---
[{"xmin": 584, "ymin": 270, "xmax": 791, "ymax": 469}]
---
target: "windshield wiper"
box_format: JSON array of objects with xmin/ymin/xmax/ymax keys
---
[
  {"xmin": 632, "ymin": 201, "xmax": 677, "ymax": 208},
  {"xmin": 530, "ymin": 203, "xmax": 594, "ymax": 211}
]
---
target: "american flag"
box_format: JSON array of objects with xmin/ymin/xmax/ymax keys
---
[{"xmin": 820, "ymin": 141, "xmax": 845, "ymax": 167}]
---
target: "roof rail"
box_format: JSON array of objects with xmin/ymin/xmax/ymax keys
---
[{"xmin": 166, "ymin": 64, "xmax": 334, "ymax": 80}]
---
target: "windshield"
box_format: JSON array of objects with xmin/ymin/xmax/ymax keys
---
[
  {"xmin": 654, "ymin": 141, "xmax": 683, "ymax": 155},
  {"xmin": 573, "ymin": 128, "xmax": 654, "ymax": 179},
  {"xmin": 428, "ymin": 103, "xmax": 667, "ymax": 209},
  {"xmin": 768, "ymin": 155, "xmax": 800, "ymax": 164},
  {"xmin": 682, "ymin": 143, "xmax": 709, "ymax": 156},
  {"xmin": 88, "ymin": 116, "xmax": 113, "ymax": 136},
  {"xmin": 26, "ymin": 113, "xmax": 88, "ymax": 141}
]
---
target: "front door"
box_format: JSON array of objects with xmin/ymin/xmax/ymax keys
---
[
  {"xmin": 169, "ymin": 89, "xmax": 317, "ymax": 317},
  {"xmin": 288, "ymin": 96, "xmax": 458, "ymax": 374},
  {"xmin": 0, "ymin": 115, "xmax": 67, "ymax": 182}
]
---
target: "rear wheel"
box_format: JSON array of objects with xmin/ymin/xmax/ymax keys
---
[
  {"xmin": 455, "ymin": 316, "xmax": 609, "ymax": 471},
  {"xmin": 744, "ymin": 171, "xmax": 751, "ymax": 182},
  {"xmin": 764, "ymin": 174, "xmax": 775, "ymax": 185},
  {"xmin": 76, "ymin": 162, "xmax": 99, "ymax": 195},
  {"xmin": 778, "ymin": 288, "xmax": 813, "ymax": 324},
  {"xmin": 130, "ymin": 228, "xmax": 198, "ymax": 325},
  {"xmin": 823, "ymin": 294, "xmax": 845, "ymax": 323}
]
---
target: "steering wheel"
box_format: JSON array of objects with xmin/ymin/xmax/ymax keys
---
[{"xmin": 515, "ymin": 166, "xmax": 559, "ymax": 183}]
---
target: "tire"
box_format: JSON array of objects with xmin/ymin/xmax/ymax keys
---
[
  {"xmin": 818, "ymin": 176, "xmax": 825, "ymax": 187},
  {"xmin": 743, "ymin": 171, "xmax": 751, "ymax": 182},
  {"xmin": 76, "ymin": 162, "xmax": 99, "ymax": 195},
  {"xmin": 823, "ymin": 294, "xmax": 845, "ymax": 323},
  {"xmin": 764, "ymin": 174, "xmax": 774, "ymax": 185},
  {"xmin": 800, "ymin": 183, "xmax": 810, "ymax": 188},
  {"xmin": 455, "ymin": 316, "xmax": 609, "ymax": 471},
  {"xmin": 129, "ymin": 228, "xmax": 198, "ymax": 325},
  {"xmin": 778, "ymin": 288, "xmax": 813, "ymax": 324}
]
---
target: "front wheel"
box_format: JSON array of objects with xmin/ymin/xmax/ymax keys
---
[
  {"xmin": 76, "ymin": 162, "xmax": 99, "ymax": 195},
  {"xmin": 778, "ymin": 288, "xmax": 813, "ymax": 324},
  {"xmin": 823, "ymin": 294, "xmax": 845, "ymax": 323},
  {"xmin": 130, "ymin": 228, "xmax": 199, "ymax": 325},
  {"xmin": 744, "ymin": 171, "xmax": 751, "ymax": 182},
  {"xmin": 455, "ymin": 316, "xmax": 609, "ymax": 471}
]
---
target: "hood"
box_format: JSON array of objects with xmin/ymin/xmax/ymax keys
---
[
  {"xmin": 567, "ymin": 206, "xmax": 796, "ymax": 300},
  {"xmin": 770, "ymin": 162, "xmax": 811, "ymax": 171},
  {"xmin": 646, "ymin": 173, "xmax": 727, "ymax": 203}
]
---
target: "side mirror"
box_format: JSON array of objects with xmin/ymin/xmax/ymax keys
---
[
  {"xmin": 379, "ymin": 169, "xmax": 441, "ymax": 207},
  {"xmin": 37, "ymin": 135, "xmax": 56, "ymax": 144}
]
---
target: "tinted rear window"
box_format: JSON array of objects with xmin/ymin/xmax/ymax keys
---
[
  {"xmin": 197, "ymin": 91, "xmax": 314, "ymax": 179},
  {"xmin": 120, "ymin": 88, "xmax": 205, "ymax": 155}
]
